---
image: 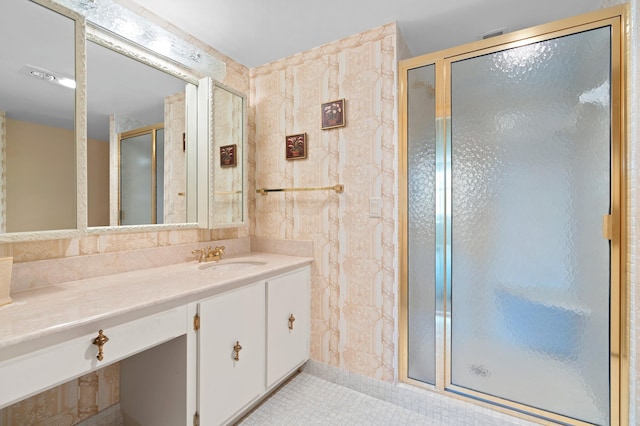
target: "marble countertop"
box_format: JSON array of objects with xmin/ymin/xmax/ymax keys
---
[{"xmin": 0, "ymin": 252, "xmax": 313, "ymax": 354}]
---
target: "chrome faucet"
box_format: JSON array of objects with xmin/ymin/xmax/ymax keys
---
[{"xmin": 192, "ymin": 245, "xmax": 225, "ymax": 263}]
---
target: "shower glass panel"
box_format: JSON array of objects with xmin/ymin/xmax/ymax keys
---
[
  {"xmin": 156, "ymin": 128, "xmax": 165, "ymax": 224},
  {"xmin": 450, "ymin": 27, "xmax": 611, "ymax": 424},
  {"xmin": 407, "ymin": 64, "xmax": 437, "ymax": 385},
  {"xmin": 120, "ymin": 132, "xmax": 152, "ymax": 225}
]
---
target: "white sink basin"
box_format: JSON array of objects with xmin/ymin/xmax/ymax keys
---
[{"xmin": 198, "ymin": 259, "xmax": 267, "ymax": 272}]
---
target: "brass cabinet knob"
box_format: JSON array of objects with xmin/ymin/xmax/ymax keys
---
[
  {"xmin": 233, "ymin": 341, "xmax": 243, "ymax": 361},
  {"xmin": 92, "ymin": 330, "xmax": 109, "ymax": 361},
  {"xmin": 288, "ymin": 314, "xmax": 296, "ymax": 330}
]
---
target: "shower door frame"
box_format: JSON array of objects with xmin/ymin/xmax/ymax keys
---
[{"xmin": 398, "ymin": 6, "xmax": 628, "ymax": 425}]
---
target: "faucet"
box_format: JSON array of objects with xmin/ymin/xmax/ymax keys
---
[
  {"xmin": 210, "ymin": 246, "xmax": 225, "ymax": 259},
  {"xmin": 192, "ymin": 245, "xmax": 225, "ymax": 262}
]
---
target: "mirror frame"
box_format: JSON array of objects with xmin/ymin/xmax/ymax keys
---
[
  {"xmin": 207, "ymin": 80, "xmax": 248, "ymax": 229},
  {"xmin": 86, "ymin": 25, "xmax": 205, "ymax": 235},
  {"xmin": 0, "ymin": 0, "xmax": 86, "ymax": 242}
]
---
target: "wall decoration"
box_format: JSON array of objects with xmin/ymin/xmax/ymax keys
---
[
  {"xmin": 219, "ymin": 144, "xmax": 237, "ymax": 167},
  {"xmin": 321, "ymin": 99, "xmax": 345, "ymax": 129},
  {"xmin": 285, "ymin": 133, "xmax": 307, "ymax": 160}
]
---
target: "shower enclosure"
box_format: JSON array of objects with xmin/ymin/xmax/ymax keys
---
[{"xmin": 399, "ymin": 7, "xmax": 627, "ymax": 426}]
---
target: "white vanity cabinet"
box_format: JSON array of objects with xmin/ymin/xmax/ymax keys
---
[
  {"xmin": 1, "ymin": 257, "xmax": 312, "ymax": 426},
  {"xmin": 198, "ymin": 281, "xmax": 266, "ymax": 425},
  {"xmin": 196, "ymin": 266, "xmax": 310, "ymax": 425},
  {"xmin": 266, "ymin": 267, "xmax": 310, "ymax": 388}
]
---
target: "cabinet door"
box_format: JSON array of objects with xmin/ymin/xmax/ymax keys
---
[
  {"xmin": 266, "ymin": 267, "xmax": 310, "ymax": 388},
  {"xmin": 198, "ymin": 282, "xmax": 265, "ymax": 425}
]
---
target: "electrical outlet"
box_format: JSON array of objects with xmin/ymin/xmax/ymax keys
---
[{"xmin": 369, "ymin": 197, "xmax": 381, "ymax": 218}]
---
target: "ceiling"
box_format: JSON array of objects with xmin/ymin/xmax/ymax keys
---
[
  {"xmin": 127, "ymin": 0, "xmax": 602, "ymax": 68},
  {"xmin": 1, "ymin": 0, "xmax": 188, "ymax": 141},
  {"xmin": 1, "ymin": 0, "xmax": 604, "ymax": 141}
]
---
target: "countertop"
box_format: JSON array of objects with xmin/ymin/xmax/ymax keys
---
[{"xmin": 0, "ymin": 252, "xmax": 313, "ymax": 356}]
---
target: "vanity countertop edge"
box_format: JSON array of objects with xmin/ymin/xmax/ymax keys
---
[{"xmin": 0, "ymin": 252, "xmax": 313, "ymax": 357}]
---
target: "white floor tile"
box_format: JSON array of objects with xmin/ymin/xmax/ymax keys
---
[{"xmin": 238, "ymin": 373, "xmax": 441, "ymax": 425}]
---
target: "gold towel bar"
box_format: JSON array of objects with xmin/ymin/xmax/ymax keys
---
[
  {"xmin": 256, "ymin": 184, "xmax": 344, "ymax": 195},
  {"xmin": 214, "ymin": 190, "xmax": 243, "ymax": 195}
]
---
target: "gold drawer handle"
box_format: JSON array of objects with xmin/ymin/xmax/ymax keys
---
[
  {"xmin": 233, "ymin": 341, "xmax": 243, "ymax": 361},
  {"xmin": 288, "ymin": 314, "xmax": 296, "ymax": 330},
  {"xmin": 92, "ymin": 330, "xmax": 109, "ymax": 361}
]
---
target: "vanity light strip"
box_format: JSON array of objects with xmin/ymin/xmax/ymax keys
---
[{"xmin": 54, "ymin": 0, "xmax": 226, "ymax": 79}]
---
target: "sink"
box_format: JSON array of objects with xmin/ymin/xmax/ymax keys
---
[{"xmin": 198, "ymin": 259, "xmax": 268, "ymax": 272}]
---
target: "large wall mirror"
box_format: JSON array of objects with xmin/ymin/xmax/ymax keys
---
[
  {"xmin": 0, "ymin": 0, "xmax": 247, "ymax": 240},
  {"xmin": 86, "ymin": 34, "xmax": 199, "ymax": 230},
  {"xmin": 0, "ymin": 0, "xmax": 85, "ymax": 240}
]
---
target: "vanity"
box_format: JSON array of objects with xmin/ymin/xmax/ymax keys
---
[
  {"xmin": 0, "ymin": 252, "xmax": 312, "ymax": 425},
  {"xmin": 0, "ymin": 1, "xmax": 283, "ymax": 423}
]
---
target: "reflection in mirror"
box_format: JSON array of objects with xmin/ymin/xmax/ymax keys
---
[
  {"xmin": 211, "ymin": 84, "xmax": 245, "ymax": 226},
  {"xmin": 0, "ymin": 0, "xmax": 77, "ymax": 233},
  {"xmin": 87, "ymin": 38, "xmax": 198, "ymax": 227},
  {"xmin": 118, "ymin": 125, "xmax": 163, "ymax": 225}
]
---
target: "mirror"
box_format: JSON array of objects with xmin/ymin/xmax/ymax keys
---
[
  {"xmin": 0, "ymin": 0, "xmax": 246, "ymax": 239},
  {"xmin": 0, "ymin": 0, "xmax": 83, "ymax": 237},
  {"xmin": 86, "ymin": 36, "xmax": 199, "ymax": 228},
  {"xmin": 210, "ymin": 83, "xmax": 246, "ymax": 227}
]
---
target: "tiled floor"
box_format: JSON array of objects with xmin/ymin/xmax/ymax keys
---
[{"xmin": 238, "ymin": 373, "xmax": 445, "ymax": 425}]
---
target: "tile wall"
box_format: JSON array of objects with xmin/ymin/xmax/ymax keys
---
[
  {"xmin": 625, "ymin": 0, "xmax": 638, "ymax": 423},
  {"xmin": 601, "ymin": 1, "xmax": 639, "ymax": 423},
  {"xmin": 163, "ymin": 92, "xmax": 187, "ymax": 224}
]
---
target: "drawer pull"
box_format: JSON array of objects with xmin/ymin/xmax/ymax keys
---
[
  {"xmin": 92, "ymin": 330, "xmax": 109, "ymax": 361},
  {"xmin": 233, "ymin": 341, "xmax": 243, "ymax": 361},
  {"xmin": 288, "ymin": 314, "xmax": 296, "ymax": 330}
]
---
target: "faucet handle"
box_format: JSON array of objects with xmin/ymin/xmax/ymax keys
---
[
  {"xmin": 191, "ymin": 248, "xmax": 206, "ymax": 262},
  {"xmin": 214, "ymin": 246, "xmax": 225, "ymax": 255}
]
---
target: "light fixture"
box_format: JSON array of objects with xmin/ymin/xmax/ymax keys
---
[
  {"xmin": 20, "ymin": 65, "xmax": 76, "ymax": 89},
  {"xmin": 57, "ymin": 77, "xmax": 77, "ymax": 89},
  {"xmin": 71, "ymin": 0, "xmax": 96, "ymax": 10},
  {"xmin": 55, "ymin": 0, "xmax": 224, "ymax": 78},
  {"xmin": 29, "ymin": 69, "xmax": 56, "ymax": 82},
  {"xmin": 149, "ymin": 37, "xmax": 172, "ymax": 57},
  {"xmin": 115, "ymin": 19, "xmax": 144, "ymax": 38}
]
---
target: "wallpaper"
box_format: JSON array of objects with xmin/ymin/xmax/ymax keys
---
[
  {"xmin": 251, "ymin": 22, "xmax": 399, "ymax": 381},
  {"xmin": 0, "ymin": 364, "xmax": 119, "ymax": 425},
  {"xmin": 163, "ymin": 92, "xmax": 187, "ymax": 224}
]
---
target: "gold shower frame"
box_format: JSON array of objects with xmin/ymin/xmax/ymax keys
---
[{"xmin": 398, "ymin": 5, "xmax": 628, "ymax": 426}]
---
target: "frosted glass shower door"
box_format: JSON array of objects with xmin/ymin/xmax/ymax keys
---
[
  {"xmin": 449, "ymin": 27, "xmax": 611, "ymax": 424},
  {"xmin": 120, "ymin": 132, "xmax": 153, "ymax": 225}
]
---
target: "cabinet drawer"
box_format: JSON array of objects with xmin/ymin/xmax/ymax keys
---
[{"xmin": 0, "ymin": 306, "xmax": 187, "ymax": 409}]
